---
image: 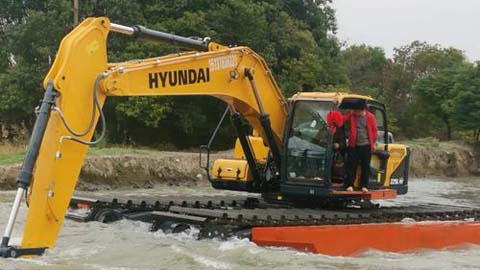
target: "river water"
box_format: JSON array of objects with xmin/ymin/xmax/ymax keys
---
[{"xmin": 0, "ymin": 177, "xmax": 479, "ymax": 270}]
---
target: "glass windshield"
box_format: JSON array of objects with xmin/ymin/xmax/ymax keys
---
[
  {"xmin": 286, "ymin": 101, "xmax": 332, "ymax": 182},
  {"xmin": 369, "ymin": 107, "xmax": 387, "ymax": 144}
]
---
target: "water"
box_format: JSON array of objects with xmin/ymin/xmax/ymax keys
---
[{"xmin": 0, "ymin": 177, "xmax": 479, "ymax": 270}]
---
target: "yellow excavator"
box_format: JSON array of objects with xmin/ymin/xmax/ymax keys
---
[{"xmin": 0, "ymin": 17, "xmax": 410, "ymax": 258}]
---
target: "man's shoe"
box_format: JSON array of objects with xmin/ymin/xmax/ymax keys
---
[
  {"xmin": 346, "ymin": 186, "xmax": 354, "ymax": 192},
  {"xmin": 361, "ymin": 187, "xmax": 369, "ymax": 192}
]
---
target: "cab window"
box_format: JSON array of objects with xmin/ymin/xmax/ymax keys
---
[
  {"xmin": 286, "ymin": 101, "xmax": 332, "ymax": 182},
  {"xmin": 368, "ymin": 107, "xmax": 387, "ymax": 144}
]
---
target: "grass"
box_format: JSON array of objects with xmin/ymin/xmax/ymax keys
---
[
  {"xmin": 401, "ymin": 137, "xmax": 441, "ymax": 147},
  {"xmin": 0, "ymin": 152, "xmax": 26, "ymax": 166},
  {"xmin": 0, "ymin": 144, "xmax": 26, "ymax": 166},
  {"xmin": 0, "ymin": 144, "xmax": 159, "ymax": 166},
  {"xmin": 401, "ymin": 138, "xmax": 470, "ymax": 150},
  {"xmin": 87, "ymin": 146, "xmax": 157, "ymax": 156}
]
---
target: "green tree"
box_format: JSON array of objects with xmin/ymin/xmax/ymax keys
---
[
  {"xmin": 85, "ymin": 0, "xmax": 347, "ymax": 146},
  {"xmin": 0, "ymin": 0, "xmax": 347, "ymax": 148},
  {"xmin": 413, "ymin": 67, "xmax": 465, "ymax": 140},
  {"xmin": 341, "ymin": 45, "xmax": 388, "ymax": 98},
  {"xmin": 0, "ymin": 0, "xmax": 72, "ymax": 140},
  {"xmin": 383, "ymin": 41, "xmax": 466, "ymax": 139},
  {"xmin": 452, "ymin": 64, "xmax": 480, "ymax": 141}
]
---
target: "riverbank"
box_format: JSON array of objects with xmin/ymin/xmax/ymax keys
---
[
  {"xmin": 0, "ymin": 141, "xmax": 478, "ymax": 190},
  {"xmin": 0, "ymin": 147, "xmax": 231, "ymax": 191},
  {"xmin": 408, "ymin": 139, "xmax": 480, "ymax": 178}
]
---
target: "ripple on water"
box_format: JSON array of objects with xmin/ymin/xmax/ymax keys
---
[{"xmin": 0, "ymin": 177, "xmax": 478, "ymax": 270}]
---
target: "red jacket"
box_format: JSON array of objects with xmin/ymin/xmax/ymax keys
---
[{"xmin": 327, "ymin": 110, "xmax": 378, "ymax": 151}]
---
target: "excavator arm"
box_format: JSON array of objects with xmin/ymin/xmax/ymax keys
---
[{"xmin": 0, "ymin": 17, "xmax": 287, "ymax": 257}]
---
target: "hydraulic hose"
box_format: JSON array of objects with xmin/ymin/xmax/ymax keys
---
[{"xmin": 57, "ymin": 73, "xmax": 107, "ymax": 146}]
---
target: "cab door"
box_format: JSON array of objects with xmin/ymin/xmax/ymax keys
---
[
  {"xmin": 367, "ymin": 101, "xmax": 409, "ymax": 193},
  {"xmin": 280, "ymin": 100, "xmax": 337, "ymax": 199},
  {"xmin": 366, "ymin": 101, "xmax": 389, "ymax": 188}
]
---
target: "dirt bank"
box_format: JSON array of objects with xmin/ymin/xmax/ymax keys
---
[
  {"xmin": 77, "ymin": 151, "xmax": 231, "ymax": 191},
  {"xmin": 0, "ymin": 151, "xmax": 231, "ymax": 191},
  {"xmin": 0, "ymin": 143, "xmax": 478, "ymax": 190},
  {"xmin": 409, "ymin": 141, "xmax": 480, "ymax": 178}
]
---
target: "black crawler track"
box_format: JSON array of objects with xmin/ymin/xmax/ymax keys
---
[{"xmin": 66, "ymin": 195, "xmax": 480, "ymax": 240}]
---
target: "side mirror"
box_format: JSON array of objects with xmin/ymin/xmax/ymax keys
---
[
  {"xmin": 388, "ymin": 132, "xmax": 394, "ymax": 144},
  {"xmin": 376, "ymin": 131, "xmax": 394, "ymax": 144}
]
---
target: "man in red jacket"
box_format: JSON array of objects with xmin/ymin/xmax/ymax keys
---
[{"xmin": 327, "ymin": 105, "xmax": 378, "ymax": 192}]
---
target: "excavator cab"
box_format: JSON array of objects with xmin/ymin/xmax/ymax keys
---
[
  {"xmin": 279, "ymin": 93, "xmax": 410, "ymax": 202},
  {"xmin": 206, "ymin": 92, "xmax": 409, "ymax": 203}
]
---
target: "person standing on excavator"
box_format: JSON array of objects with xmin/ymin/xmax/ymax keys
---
[
  {"xmin": 344, "ymin": 104, "xmax": 378, "ymax": 192},
  {"xmin": 327, "ymin": 103, "xmax": 378, "ymax": 192}
]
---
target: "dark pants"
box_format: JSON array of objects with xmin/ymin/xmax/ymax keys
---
[{"xmin": 346, "ymin": 145, "xmax": 371, "ymax": 188}]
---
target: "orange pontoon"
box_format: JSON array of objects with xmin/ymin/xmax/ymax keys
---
[{"xmin": 252, "ymin": 221, "xmax": 480, "ymax": 256}]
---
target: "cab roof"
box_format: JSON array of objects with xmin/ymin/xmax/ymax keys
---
[{"xmin": 290, "ymin": 92, "xmax": 375, "ymax": 103}]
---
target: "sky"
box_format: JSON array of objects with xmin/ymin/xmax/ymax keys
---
[{"xmin": 332, "ymin": 0, "xmax": 480, "ymax": 61}]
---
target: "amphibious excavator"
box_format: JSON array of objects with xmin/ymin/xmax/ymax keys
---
[{"xmin": 1, "ymin": 17, "xmax": 479, "ymax": 258}]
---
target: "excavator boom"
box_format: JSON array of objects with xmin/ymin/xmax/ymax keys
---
[{"xmin": 0, "ymin": 17, "xmax": 287, "ymax": 257}]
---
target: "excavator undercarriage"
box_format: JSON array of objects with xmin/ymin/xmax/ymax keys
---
[{"xmin": 65, "ymin": 195, "xmax": 480, "ymax": 256}]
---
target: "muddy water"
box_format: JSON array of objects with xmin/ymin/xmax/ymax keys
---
[{"xmin": 1, "ymin": 177, "xmax": 479, "ymax": 270}]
